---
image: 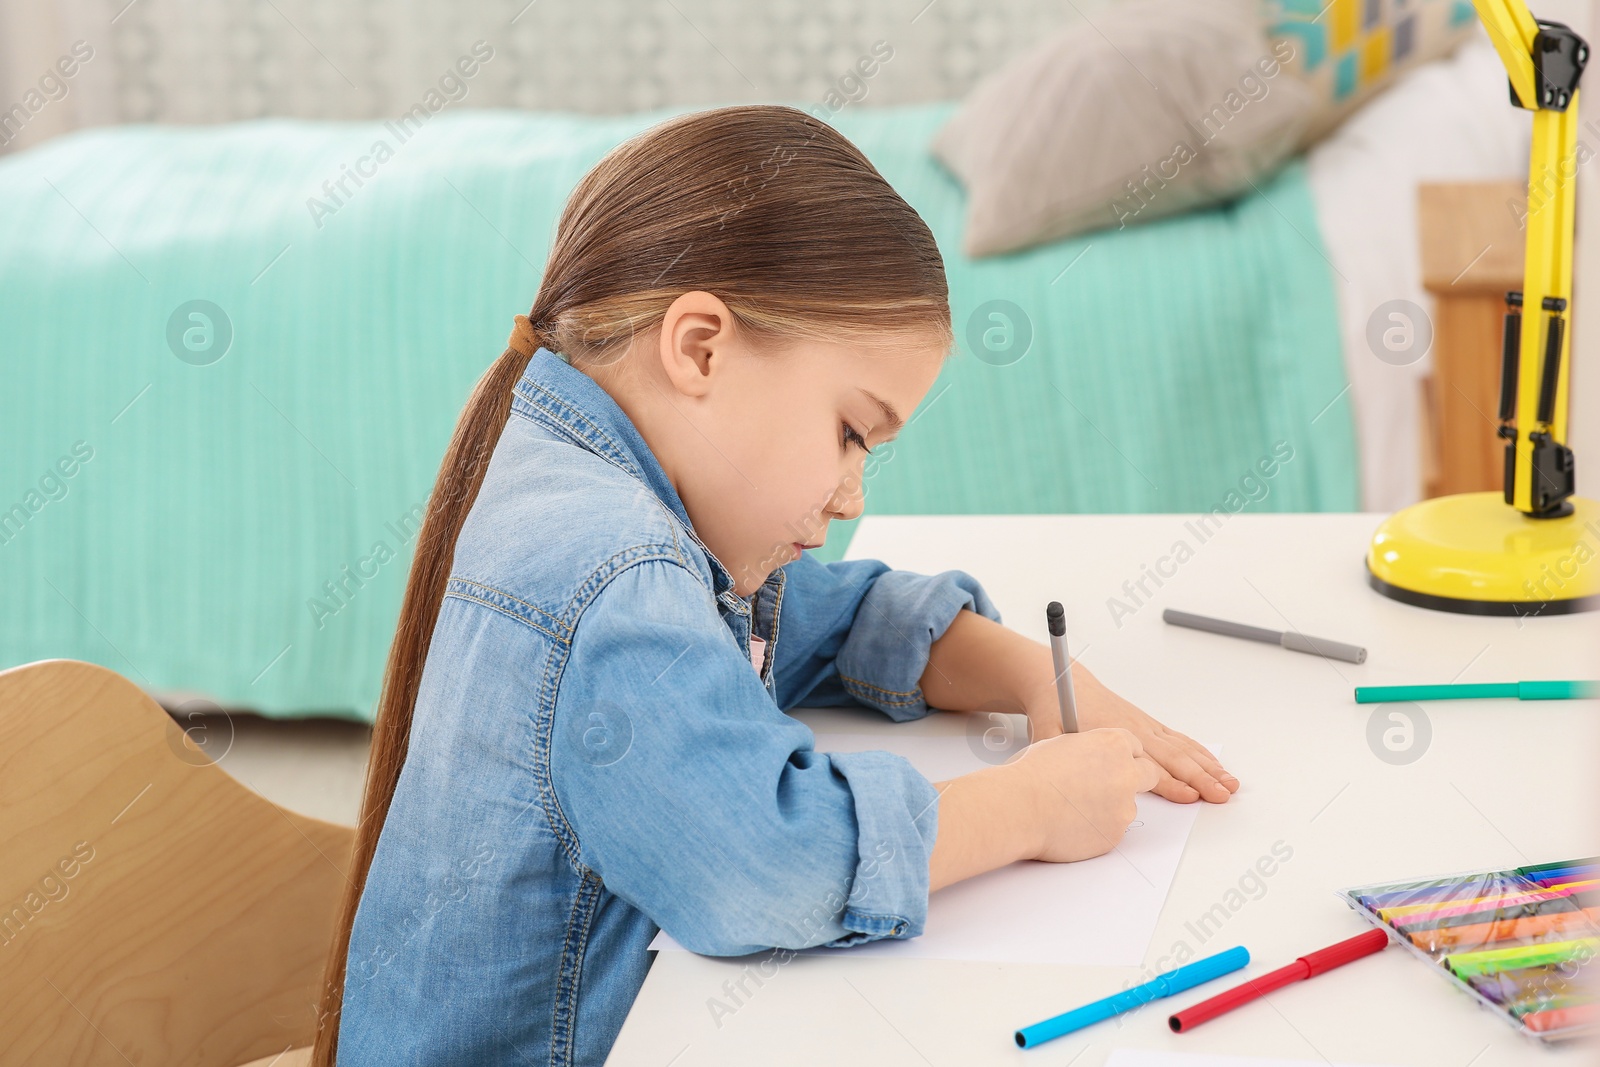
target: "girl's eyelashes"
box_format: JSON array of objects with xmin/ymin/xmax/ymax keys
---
[{"xmin": 842, "ymin": 421, "xmax": 872, "ymax": 454}]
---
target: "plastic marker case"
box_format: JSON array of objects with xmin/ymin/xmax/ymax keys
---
[{"xmin": 1339, "ymin": 858, "xmax": 1599, "ymax": 1041}]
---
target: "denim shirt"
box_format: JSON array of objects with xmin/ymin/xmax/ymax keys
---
[{"xmin": 337, "ymin": 347, "xmax": 1001, "ymax": 1066}]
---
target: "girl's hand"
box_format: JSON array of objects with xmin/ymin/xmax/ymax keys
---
[
  {"xmin": 929, "ymin": 726, "xmax": 1163, "ymax": 890},
  {"xmin": 1020, "ymin": 649, "xmax": 1238, "ymax": 806},
  {"xmin": 1013, "ymin": 728, "xmax": 1164, "ymax": 863},
  {"xmin": 917, "ymin": 609, "xmax": 1238, "ymax": 807}
]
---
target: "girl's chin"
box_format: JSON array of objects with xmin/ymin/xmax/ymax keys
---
[
  {"xmin": 732, "ymin": 561, "xmax": 783, "ymax": 596},
  {"xmin": 731, "ymin": 538, "xmax": 815, "ymax": 594}
]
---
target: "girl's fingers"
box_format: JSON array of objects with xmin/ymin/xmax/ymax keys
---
[
  {"xmin": 1166, "ymin": 728, "xmax": 1222, "ymax": 767},
  {"xmin": 1154, "ymin": 729, "xmax": 1236, "ymax": 794},
  {"xmin": 1146, "ymin": 735, "xmax": 1236, "ymax": 803},
  {"xmin": 1149, "ymin": 766, "xmax": 1200, "ymax": 803},
  {"xmin": 1125, "ymin": 709, "xmax": 1228, "ymax": 784},
  {"xmin": 1147, "ymin": 722, "xmax": 1222, "ymax": 770},
  {"xmin": 1133, "ymin": 754, "xmax": 1166, "ymax": 795}
]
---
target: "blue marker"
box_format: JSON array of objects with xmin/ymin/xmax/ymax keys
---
[{"xmin": 1014, "ymin": 945, "xmax": 1250, "ymax": 1048}]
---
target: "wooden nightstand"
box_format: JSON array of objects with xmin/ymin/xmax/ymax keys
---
[{"xmin": 1416, "ymin": 180, "xmax": 1529, "ymax": 498}]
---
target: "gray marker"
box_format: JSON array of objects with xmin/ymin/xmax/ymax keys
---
[
  {"xmin": 1047, "ymin": 601, "xmax": 1079, "ymax": 733},
  {"xmin": 1163, "ymin": 608, "xmax": 1367, "ymax": 664}
]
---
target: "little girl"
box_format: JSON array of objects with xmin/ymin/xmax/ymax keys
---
[{"xmin": 315, "ymin": 104, "xmax": 1236, "ymax": 1066}]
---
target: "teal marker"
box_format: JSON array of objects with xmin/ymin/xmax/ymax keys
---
[
  {"xmin": 1354, "ymin": 680, "xmax": 1599, "ymax": 703},
  {"xmin": 1014, "ymin": 945, "xmax": 1249, "ymax": 1048}
]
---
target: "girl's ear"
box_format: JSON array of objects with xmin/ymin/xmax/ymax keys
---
[{"xmin": 658, "ymin": 290, "xmax": 737, "ymax": 398}]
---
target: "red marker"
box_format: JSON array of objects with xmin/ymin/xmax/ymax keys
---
[
  {"xmin": 1168, "ymin": 929, "xmax": 1390, "ymax": 1032},
  {"xmin": 1524, "ymin": 1002, "xmax": 1599, "ymax": 1033}
]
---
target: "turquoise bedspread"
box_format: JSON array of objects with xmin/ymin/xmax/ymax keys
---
[{"xmin": 0, "ymin": 104, "xmax": 1357, "ymax": 720}]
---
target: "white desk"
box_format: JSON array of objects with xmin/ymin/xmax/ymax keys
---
[{"xmin": 607, "ymin": 514, "xmax": 1600, "ymax": 1066}]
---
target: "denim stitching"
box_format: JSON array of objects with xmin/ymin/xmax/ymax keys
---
[
  {"xmin": 447, "ymin": 545, "xmax": 687, "ymax": 636},
  {"xmin": 514, "ymin": 379, "xmax": 641, "ymax": 482},
  {"xmin": 535, "ymin": 554, "xmax": 716, "ymax": 872},
  {"xmin": 445, "ymin": 577, "xmax": 570, "ymax": 639},
  {"xmin": 509, "ymin": 394, "xmax": 610, "ymax": 466},
  {"xmin": 549, "ymin": 868, "xmax": 604, "ymax": 1067},
  {"xmin": 674, "ymin": 520, "xmax": 739, "ymax": 593},
  {"xmin": 441, "ymin": 590, "xmax": 567, "ymax": 646},
  {"xmin": 843, "ymin": 907, "xmax": 912, "ymax": 931},
  {"xmin": 662, "ymin": 501, "xmax": 687, "ymax": 565},
  {"xmin": 565, "ymin": 544, "xmax": 688, "ymax": 628},
  {"xmin": 534, "ymin": 639, "xmax": 583, "ymax": 872},
  {"xmin": 839, "ymin": 673, "xmax": 921, "ymax": 704},
  {"xmin": 512, "ymin": 384, "xmax": 729, "ymax": 595},
  {"xmin": 766, "ymin": 568, "xmax": 786, "ymax": 684},
  {"xmin": 440, "ymin": 549, "xmax": 691, "ymax": 873}
]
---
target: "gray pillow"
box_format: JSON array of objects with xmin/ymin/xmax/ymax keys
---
[{"xmin": 932, "ymin": 0, "xmax": 1317, "ymax": 256}]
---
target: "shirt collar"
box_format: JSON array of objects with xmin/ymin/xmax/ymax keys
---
[{"xmin": 512, "ymin": 346, "xmax": 745, "ymax": 598}]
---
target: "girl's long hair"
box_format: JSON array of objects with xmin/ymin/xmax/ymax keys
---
[{"xmin": 310, "ymin": 103, "xmax": 950, "ymax": 1063}]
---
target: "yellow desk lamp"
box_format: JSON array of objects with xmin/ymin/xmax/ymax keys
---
[{"xmin": 1366, "ymin": 0, "xmax": 1599, "ymax": 615}]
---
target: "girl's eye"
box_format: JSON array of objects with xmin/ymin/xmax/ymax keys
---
[{"xmin": 842, "ymin": 422, "xmax": 872, "ymax": 454}]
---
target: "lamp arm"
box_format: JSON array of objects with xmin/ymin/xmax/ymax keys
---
[{"xmin": 1472, "ymin": 0, "xmax": 1588, "ymax": 516}]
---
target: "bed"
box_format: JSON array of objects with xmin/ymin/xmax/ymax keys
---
[{"xmin": 0, "ymin": 34, "xmax": 1529, "ymax": 720}]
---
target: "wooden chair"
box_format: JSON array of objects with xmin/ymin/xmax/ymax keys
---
[{"xmin": 0, "ymin": 659, "xmax": 355, "ymax": 1066}]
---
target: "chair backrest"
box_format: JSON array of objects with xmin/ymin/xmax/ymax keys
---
[{"xmin": 0, "ymin": 659, "xmax": 355, "ymax": 1066}]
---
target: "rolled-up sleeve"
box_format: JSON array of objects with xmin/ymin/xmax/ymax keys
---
[
  {"xmin": 550, "ymin": 557, "xmax": 939, "ymax": 955},
  {"xmin": 772, "ymin": 552, "xmax": 1002, "ymax": 721}
]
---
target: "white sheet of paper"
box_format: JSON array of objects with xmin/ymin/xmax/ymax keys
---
[
  {"xmin": 648, "ymin": 729, "xmax": 1220, "ymax": 966},
  {"xmin": 1105, "ymin": 1052, "xmax": 1402, "ymax": 1067}
]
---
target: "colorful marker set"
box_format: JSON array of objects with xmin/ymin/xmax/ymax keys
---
[{"xmin": 1339, "ymin": 857, "xmax": 1600, "ymax": 1041}]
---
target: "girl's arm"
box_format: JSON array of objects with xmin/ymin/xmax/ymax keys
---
[
  {"xmin": 552, "ymin": 556, "xmax": 945, "ymax": 954},
  {"xmin": 918, "ymin": 608, "xmax": 1238, "ymax": 804},
  {"xmin": 771, "ymin": 552, "xmax": 1004, "ymax": 722}
]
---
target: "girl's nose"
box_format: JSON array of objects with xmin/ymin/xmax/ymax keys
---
[{"xmin": 827, "ymin": 471, "xmax": 866, "ymax": 521}]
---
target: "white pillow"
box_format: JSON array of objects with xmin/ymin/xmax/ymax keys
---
[
  {"xmin": 1303, "ymin": 30, "xmax": 1531, "ymax": 512},
  {"xmin": 932, "ymin": 0, "xmax": 1318, "ymax": 256}
]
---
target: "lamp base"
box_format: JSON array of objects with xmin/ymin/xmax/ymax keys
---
[{"xmin": 1365, "ymin": 492, "xmax": 1600, "ymax": 616}]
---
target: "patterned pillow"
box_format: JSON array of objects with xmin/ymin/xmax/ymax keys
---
[
  {"xmin": 1267, "ymin": 0, "xmax": 1482, "ymax": 145},
  {"xmin": 931, "ymin": 0, "xmax": 1318, "ymax": 255}
]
